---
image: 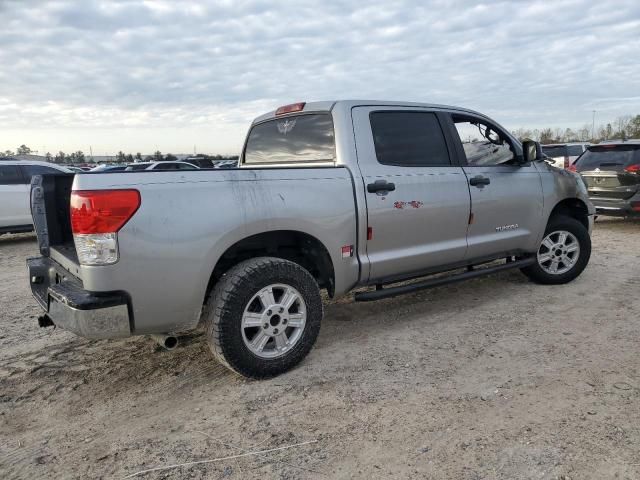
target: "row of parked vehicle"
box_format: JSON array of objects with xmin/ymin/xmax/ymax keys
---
[
  {"xmin": 0, "ymin": 158, "xmax": 238, "ymax": 233},
  {"xmin": 542, "ymin": 140, "xmax": 640, "ymax": 217}
]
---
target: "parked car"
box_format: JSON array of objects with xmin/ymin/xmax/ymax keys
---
[
  {"xmin": 125, "ymin": 161, "xmax": 199, "ymax": 171},
  {"xmin": 0, "ymin": 160, "xmax": 72, "ymax": 234},
  {"xmin": 65, "ymin": 166, "xmax": 86, "ymax": 173},
  {"xmin": 90, "ymin": 164, "xmax": 128, "ymax": 173},
  {"xmin": 214, "ymin": 159, "xmax": 238, "ymax": 169},
  {"xmin": 26, "ymin": 100, "xmax": 594, "ymax": 378},
  {"xmin": 542, "ymin": 143, "xmax": 590, "ymax": 169},
  {"xmin": 182, "ymin": 157, "xmax": 216, "ymax": 168},
  {"xmin": 570, "ymin": 140, "xmax": 640, "ymax": 216}
]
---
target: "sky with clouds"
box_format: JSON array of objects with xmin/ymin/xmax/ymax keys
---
[{"xmin": 1, "ymin": 0, "xmax": 639, "ymax": 155}]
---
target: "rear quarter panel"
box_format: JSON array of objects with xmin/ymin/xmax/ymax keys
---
[{"xmin": 73, "ymin": 168, "xmax": 359, "ymax": 334}]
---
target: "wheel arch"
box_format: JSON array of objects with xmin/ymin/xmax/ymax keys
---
[
  {"xmin": 548, "ymin": 197, "xmax": 590, "ymax": 230},
  {"xmin": 205, "ymin": 230, "xmax": 336, "ymax": 304}
]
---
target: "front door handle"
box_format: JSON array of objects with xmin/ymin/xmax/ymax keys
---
[
  {"xmin": 367, "ymin": 180, "xmax": 396, "ymax": 193},
  {"xmin": 469, "ymin": 176, "xmax": 491, "ymax": 187}
]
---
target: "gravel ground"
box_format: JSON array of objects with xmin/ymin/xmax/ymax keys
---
[{"xmin": 1, "ymin": 218, "xmax": 639, "ymax": 480}]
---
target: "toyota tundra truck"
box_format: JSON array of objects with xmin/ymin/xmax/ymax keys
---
[{"xmin": 26, "ymin": 100, "xmax": 594, "ymax": 378}]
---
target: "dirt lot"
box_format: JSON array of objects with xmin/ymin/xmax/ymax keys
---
[{"xmin": 1, "ymin": 218, "xmax": 639, "ymax": 480}]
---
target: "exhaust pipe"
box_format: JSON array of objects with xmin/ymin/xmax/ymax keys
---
[{"xmin": 151, "ymin": 334, "xmax": 178, "ymax": 351}]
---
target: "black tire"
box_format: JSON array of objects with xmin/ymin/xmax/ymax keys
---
[
  {"xmin": 204, "ymin": 257, "xmax": 323, "ymax": 378},
  {"xmin": 521, "ymin": 215, "xmax": 591, "ymax": 285}
]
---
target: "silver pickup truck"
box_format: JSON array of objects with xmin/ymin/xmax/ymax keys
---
[{"xmin": 27, "ymin": 100, "xmax": 594, "ymax": 378}]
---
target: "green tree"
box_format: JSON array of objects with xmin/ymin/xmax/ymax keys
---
[
  {"xmin": 55, "ymin": 151, "xmax": 66, "ymax": 163},
  {"xmin": 45, "ymin": 152, "xmax": 53, "ymax": 163},
  {"xmin": 135, "ymin": 152, "xmax": 142, "ymax": 161},
  {"xmin": 164, "ymin": 153, "xmax": 177, "ymax": 161},
  {"xmin": 3, "ymin": 149, "xmax": 15, "ymax": 156},
  {"xmin": 116, "ymin": 151, "xmax": 126, "ymax": 162},
  {"xmin": 17, "ymin": 144, "xmax": 32, "ymax": 155},
  {"xmin": 153, "ymin": 150, "xmax": 163, "ymax": 161},
  {"xmin": 74, "ymin": 151, "xmax": 85, "ymax": 163},
  {"xmin": 126, "ymin": 153, "xmax": 134, "ymax": 162}
]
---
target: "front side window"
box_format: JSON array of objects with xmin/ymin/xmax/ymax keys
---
[
  {"xmin": 244, "ymin": 113, "xmax": 335, "ymax": 165},
  {"xmin": 369, "ymin": 111, "xmax": 451, "ymax": 167},
  {"xmin": 453, "ymin": 116, "xmax": 516, "ymax": 166},
  {"xmin": 0, "ymin": 165, "xmax": 24, "ymax": 184}
]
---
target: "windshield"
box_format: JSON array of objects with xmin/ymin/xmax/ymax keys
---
[
  {"xmin": 244, "ymin": 113, "xmax": 335, "ymax": 164},
  {"xmin": 576, "ymin": 146, "xmax": 640, "ymax": 171}
]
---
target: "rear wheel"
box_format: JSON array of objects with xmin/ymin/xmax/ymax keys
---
[
  {"xmin": 521, "ymin": 215, "xmax": 591, "ymax": 284},
  {"xmin": 204, "ymin": 257, "xmax": 323, "ymax": 378}
]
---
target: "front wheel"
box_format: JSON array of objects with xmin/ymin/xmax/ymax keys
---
[
  {"xmin": 204, "ymin": 257, "xmax": 323, "ymax": 378},
  {"xmin": 521, "ymin": 215, "xmax": 591, "ymax": 285}
]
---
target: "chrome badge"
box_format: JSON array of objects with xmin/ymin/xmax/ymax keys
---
[{"xmin": 496, "ymin": 224, "xmax": 519, "ymax": 232}]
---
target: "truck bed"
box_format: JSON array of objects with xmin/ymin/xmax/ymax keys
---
[{"xmin": 33, "ymin": 167, "xmax": 361, "ymax": 334}]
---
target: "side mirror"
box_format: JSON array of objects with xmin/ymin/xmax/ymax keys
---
[{"xmin": 522, "ymin": 140, "xmax": 542, "ymax": 163}]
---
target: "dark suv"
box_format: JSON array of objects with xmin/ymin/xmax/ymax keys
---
[{"xmin": 571, "ymin": 140, "xmax": 640, "ymax": 216}]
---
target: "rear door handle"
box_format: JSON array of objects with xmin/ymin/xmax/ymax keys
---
[
  {"xmin": 367, "ymin": 180, "xmax": 396, "ymax": 193},
  {"xmin": 469, "ymin": 176, "xmax": 491, "ymax": 187}
]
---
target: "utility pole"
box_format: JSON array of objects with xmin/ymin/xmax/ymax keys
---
[{"xmin": 592, "ymin": 110, "xmax": 596, "ymax": 141}]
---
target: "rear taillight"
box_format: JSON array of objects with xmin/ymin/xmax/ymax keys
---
[
  {"xmin": 70, "ymin": 190, "xmax": 140, "ymax": 265},
  {"xmin": 624, "ymin": 164, "xmax": 640, "ymax": 173},
  {"xmin": 567, "ymin": 164, "xmax": 577, "ymax": 173},
  {"xmin": 564, "ymin": 156, "xmax": 570, "ymax": 168}
]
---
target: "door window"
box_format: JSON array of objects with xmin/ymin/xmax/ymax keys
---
[
  {"xmin": 20, "ymin": 165, "xmax": 62, "ymax": 183},
  {"xmin": 0, "ymin": 165, "xmax": 24, "ymax": 184},
  {"xmin": 453, "ymin": 116, "xmax": 516, "ymax": 166},
  {"xmin": 369, "ymin": 111, "xmax": 451, "ymax": 167}
]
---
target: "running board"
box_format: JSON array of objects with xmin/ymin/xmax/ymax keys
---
[{"xmin": 354, "ymin": 257, "xmax": 536, "ymax": 302}]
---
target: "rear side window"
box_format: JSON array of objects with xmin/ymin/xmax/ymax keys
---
[
  {"xmin": 369, "ymin": 111, "xmax": 450, "ymax": 166},
  {"xmin": 0, "ymin": 165, "xmax": 24, "ymax": 184},
  {"xmin": 244, "ymin": 113, "xmax": 335, "ymax": 164},
  {"xmin": 542, "ymin": 146, "xmax": 568, "ymax": 158},
  {"xmin": 576, "ymin": 146, "xmax": 640, "ymax": 170},
  {"xmin": 567, "ymin": 145, "xmax": 584, "ymax": 156},
  {"xmin": 20, "ymin": 165, "xmax": 62, "ymax": 183}
]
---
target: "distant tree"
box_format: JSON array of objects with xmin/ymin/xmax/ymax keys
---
[
  {"xmin": 55, "ymin": 151, "xmax": 66, "ymax": 163},
  {"xmin": 135, "ymin": 152, "xmax": 142, "ymax": 161},
  {"xmin": 45, "ymin": 152, "xmax": 53, "ymax": 163},
  {"xmin": 153, "ymin": 150, "xmax": 163, "ymax": 161},
  {"xmin": 16, "ymin": 144, "xmax": 31, "ymax": 155},
  {"xmin": 126, "ymin": 153, "xmax": 134, "ymax": 162},
  {"xmin": 116, "ymin": 151, "xmax": 126, "ymax": 162},
  {"xmin": 3, "ymin": 149, "xmax": 15, "ymax": 156},
  {"xmin": 539, "ymin": 128, "xmax": 554, "ymax": 144},
  {"xmin": 144, "ymin": 155, "xmax": 154, "ymax": 162},
  {"xmin": 74, "ymin": 151, "xmax": 85, "ymax": 163},
  {"xmin": 164, "ymin": 153, "xmax": 177, "ymax": 161}
]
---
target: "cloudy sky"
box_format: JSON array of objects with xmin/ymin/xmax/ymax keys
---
[{"xmin": 1, "ymin": 0, "xmax": 639, "ymax": 155}]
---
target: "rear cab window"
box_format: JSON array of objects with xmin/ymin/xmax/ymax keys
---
[
  {"xmin": 243, "ymin": 113, "xmax": 335, "ymax": 165},
  {"xmin": 20, "ymin": 165, "xmax": 63, "ymax": 183}
]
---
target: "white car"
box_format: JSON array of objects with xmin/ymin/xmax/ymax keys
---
[
  {"xmin": 541, "ymin": 143, "xmax": 590, "ymax": 169},
  {"xmin": 124, "ymin": 161, "xmax": 199, "ymax": 171},
  {"xmin": 0, "ymin": 160, "xmax": 73, "ymax": 234}
]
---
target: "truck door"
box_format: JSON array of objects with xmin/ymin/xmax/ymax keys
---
[
  {"xmin": 352, "ymin": 107, "xmax": 471, "ymax": 282},
  {"xmin": 0, "ymin": 165, "xmax": 30, "ymax": 229},
  {"xmin": 445, "ymin": 112, "xmax": 544, "ymax": 260}
]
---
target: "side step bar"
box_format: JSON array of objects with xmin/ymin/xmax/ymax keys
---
[{"xmin": 354, "ymin": 257, "xmax": 536, "ymax": 302}]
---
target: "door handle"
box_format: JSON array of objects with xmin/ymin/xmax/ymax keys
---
[
  {"xmin": 469, "ymin": 176, "xmax": 491, "ymax": 187},
  {"xmin": 367, "ymin": 180, "xmax": 396, "ymax": 193}
]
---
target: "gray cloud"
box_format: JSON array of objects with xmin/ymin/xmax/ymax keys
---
[{"xmin": 0, "ymin": 0, "xmax": 639, "ymax": 153}]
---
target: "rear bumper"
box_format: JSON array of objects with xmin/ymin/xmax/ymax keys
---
[
  {"xmin": 27, "ymin": 256, "xmax": 131, "ymax": 339},
  {"xmin": 589, "ymin": 195, "xmax": 640, "ymax": 217}
]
